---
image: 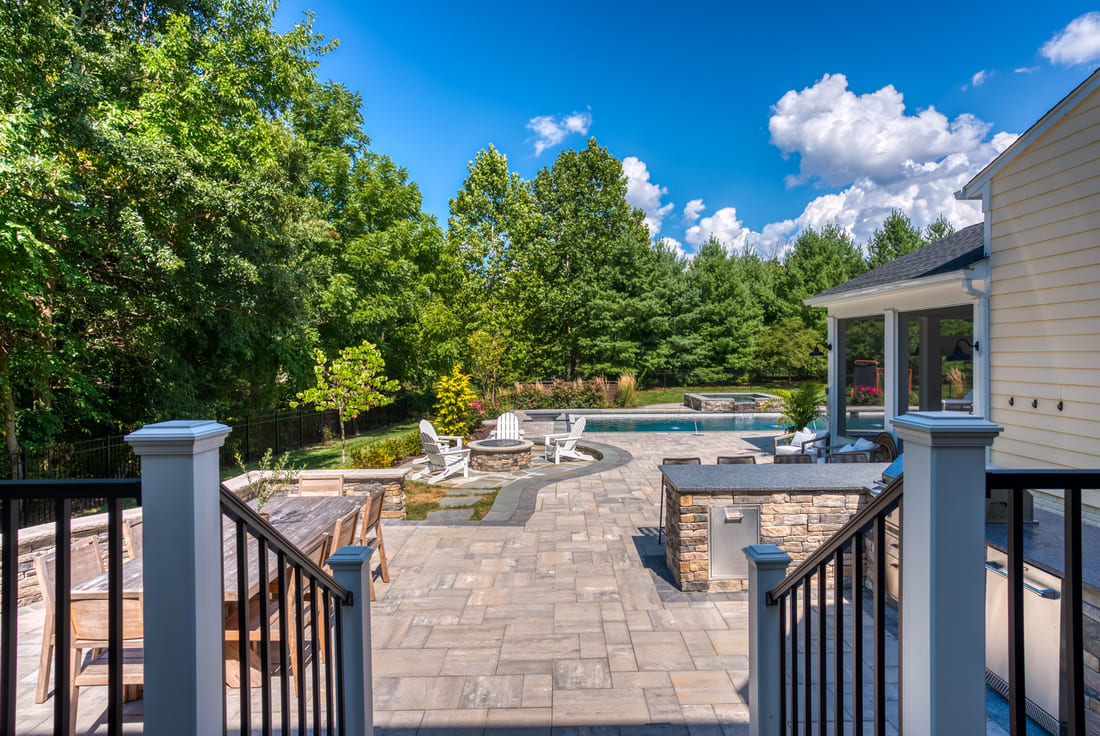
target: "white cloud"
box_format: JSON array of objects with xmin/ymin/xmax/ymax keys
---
[
  {"xmin": 621, "ymin": 156, "xmax": 674, "ymax": 237},
  {"xmin": 970, "ymin": 70, "xmax": 988, "ymax": 87},
  {"xmin": 768, "ymin": 73, "xmax": 990, "ymax": 187},
  {"xmin": 1014, "ymin": 66, "xmax": 1039, "ymax": 74},
  {"xmin": 1041, "ymin": 12, "xmax": 1100, "ymax": 66},
  {"xmin": 527, "ymin": 111, "xmax": 592, "ymax": 156},
  {"xmin": 684, "ymin": 206, "xmax": 754, "ymax": 252},
  {"xmin": 682, "ymin": 199, "xmax": 705, "ymax": 225},
  {"xmin": 679, "ymin": 78, "xmax": 1019, "ymax": 258}
]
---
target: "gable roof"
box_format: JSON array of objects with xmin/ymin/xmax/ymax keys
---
[
  {"xmin": 959, "ymin": 68, "xmax": 1100, "ymax": 199},
  {"xmin": 809, "ymin": 222, "xmax": 985, "ymax": 300}
]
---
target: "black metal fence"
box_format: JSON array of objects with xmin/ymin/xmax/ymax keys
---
[
  {"xmin": 1, "ymin": 479, "xmax": 143, "ymax": 736},
  {"xmin": 986, "ymin": 469, "xmax": 1093, "ymax": 736},
  {"xmin": 4, "ymin": 398, "xmax": 415, "ymax": 487},
  {"xmin": 768, "ymin": 474, "xmax": 902, "ymax": 735},
  {"xmin": 220, "ymin": 485, "xmax": 352, "ymax": 735}
]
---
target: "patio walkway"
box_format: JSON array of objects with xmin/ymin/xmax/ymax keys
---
[{"xmin": 370, "ymin": 429, "xmax": 771, "ymax": 735}]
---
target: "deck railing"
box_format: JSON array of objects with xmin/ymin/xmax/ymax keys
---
[
  {"xmin": 766, "ymin": 475, "xmax": 902, "ymax": 735},
  {"xmin": 219, "ymin": 485, "xmax": 353, "ymax": 735},
  {"xmin": 986, "ymin": 469, "xmax": 1094, "ymax": 736},
  {"xmin": 1, "ymin": 420, "xmax": 374, "ymax": 736},
  {"xmin": 746, "ymin": 412, "xmax": 1095, "ymax": 736},
  {"xmin": 1, "ymin": 479, "xmax": 142, "ymax": 736}
]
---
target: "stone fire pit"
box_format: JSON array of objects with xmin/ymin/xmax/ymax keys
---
[{"xmin": 468, "ymin": 438, "xmax": 534, "ymax": 472}]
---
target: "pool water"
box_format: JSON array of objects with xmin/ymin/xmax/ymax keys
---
[{"xmin": 579, "ymin": 413, "xmax": 883, "ymax": 432}]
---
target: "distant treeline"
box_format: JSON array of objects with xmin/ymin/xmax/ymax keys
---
[{"xmin": 0, "ymin": 0, "xmax": 950, "ymax": 458}]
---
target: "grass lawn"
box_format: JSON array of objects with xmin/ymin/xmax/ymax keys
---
[
  {"xmin": 634, "ymin": 383, "xmax": 791, "ymax": 406},
  {"xmin": 221, "ymin": 418, "xmax": 420, "ymax": 479},
  {"xmin": 403, "ymin": 479, "xmax": 499, "ymax": 521}
]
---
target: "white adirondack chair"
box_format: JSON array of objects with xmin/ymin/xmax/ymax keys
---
[
  {"xmin": 419, "ymin": 419, "xmax": 463, "ymax": 449},
  {"xmin": 489, "ymin": 412, "xmax": 525, "ymax": 440},
  {"xmin": 543, "ymin": 416, "xmax": 593, "ymax": 464},
  {"xmin": 416, "ymin": 432, "xmax": 470, "ymax": 484}
]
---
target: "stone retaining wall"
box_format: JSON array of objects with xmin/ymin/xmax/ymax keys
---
[
  {"xmin": 10, "ymin": 508, "xmax": 144, "ymax": 608},
  {"xmin": 222, "ymin": 468, "xmax": 409, "ymax": 520},
  {"xmin": 664, "ymin": 486, "xmax": 869, "ymax": 593}
]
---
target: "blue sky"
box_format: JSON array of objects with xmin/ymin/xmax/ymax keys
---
[{"xmin": 274, "ymin": 2, "xmax": 1100, "ymax": 256}]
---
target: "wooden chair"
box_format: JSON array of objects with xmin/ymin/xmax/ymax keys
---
[
  {"xmin": 774, "ymin": 454, "xmax": 813, "ymax": 464},
  {"xmin": 298, "ymin": 474, "xmax": 344, "ymax": 496},
  {"xmin": 544, "ymin": 416, "xmax": 593, "ymax": 464},
  {"xmin": 69, "ymin": 593, "xmax": 144, "ymax": 736},
  {"xmin": 717, "ymin": 455, "xmax": 757, "ymax": 464},
  {"xmin": 34, "ymin": 537, "xmax": 105, "ymax": 704},
  {"xmin": 358, "ymin": 489, "xmax": 390, "ymax": 601},
  {"xmin": 489, "ymin": 412, "xmax": 525, "ymax": 440},
  {"xmin": 122, "ymin": 520, "xmax": 142, "ymax": 560},
  {"xmin": 417, "ymin": 433, "xmax": 471, "ymax": 484},
  {"xmin": 231, "ymin": 534, "xmax": 331, "ymax": 695}
]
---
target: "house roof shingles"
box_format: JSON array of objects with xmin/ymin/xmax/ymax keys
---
[{"xmin": 810, "ymin": 222, "xmax": 985, "ymax": 300}]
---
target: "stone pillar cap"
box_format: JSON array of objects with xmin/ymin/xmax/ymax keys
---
[{"xmin": 892, "ymin": 412, "xmax": 1002, "ymax": 447}]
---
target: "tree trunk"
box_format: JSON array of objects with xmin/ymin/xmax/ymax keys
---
[
  {"xmin": 338, "ymin": 408, "xmax": 347, "ymax": 466},
  {"xmin": 0, "ymin": 348, "xmax": 23, "ymax": 479}
]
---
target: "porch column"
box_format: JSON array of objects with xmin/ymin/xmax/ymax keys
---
[
  {"xmin": 327, "ymin": 547, "xmax": 374, "ymax": 736},
  {"xmin": 828, "ymin": 316, "xmax": 842, "ymax": 439},
  {"xmin": 917, "ymin": 315, "xmax": 938, "ymax": 411},
  {"xmin": 126, "ymin": 420, "xmax": 230, "ymax": 736},
  {"xmin": 883, "ymin": 309, "xmax": 898, "ymax": 429},
  {"xmin": 892, "ymin": 412, "xmax": 1002, "ymax": 735}
]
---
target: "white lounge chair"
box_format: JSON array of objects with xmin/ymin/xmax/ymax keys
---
[
  {"xmin": 942, "ymin": 390, "xmax": 973, "ymax": 413},
  {"xmin": 543, "ymin": 416, "xmax": 593, "ymax": 464},
  {"xmin": 419, "ymin": 419, "xmax": 463, "ymax": 449},
  {"xmin": 416, "ymin": 431, "xmax": 470, "ymax": 484},
  {"xmin": 773, "ymin": 428, "xmax": 829, "ymax": 459},
  {"xmin": 489, "ymin": 412, "xmax": 525, "ymax": 440}
]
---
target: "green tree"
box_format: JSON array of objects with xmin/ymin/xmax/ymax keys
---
[
  {"xmin": 466, "ymin": 329, "xmax": 510, "ymax": 406},
  {"xmin": 526, "ymin": 138, "xmax": 654, "ymax": 377},
  {"xmin": 922, "ymin": 215, "xmax": 956, "ymax": 243},
  {"xmin": 753, "ymin": 318, "xmax": 826, "ymax": 383},
  {"xmin": 292, "ymin": 341, "xmax": 399, "ymax": 465},
  {"xmin": 780, "ymin": 225, "xmax": 866, "ymax": 331},
  {"xmin": 866, "ymin": 210, "xmax": 924, "ymax": 268}
]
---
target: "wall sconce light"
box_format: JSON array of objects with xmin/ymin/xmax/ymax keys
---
[
  {"xmin": 809, "ymin": 343, "xmax": 832, "ymax": 358},
  {"xmin": 945, "ymin": 338, "xmax": 979, "ymax": 362}
]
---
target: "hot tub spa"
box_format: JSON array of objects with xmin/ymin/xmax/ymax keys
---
[{"xmin": 683, "ymin": 392, "xmax": 777, "ymax": 412}]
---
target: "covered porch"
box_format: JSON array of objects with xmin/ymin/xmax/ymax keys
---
[{"xmin": 804, "ymin": 223, "xmax": 989, "ymax": 441}]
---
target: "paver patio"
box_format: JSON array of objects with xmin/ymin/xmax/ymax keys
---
[{"xmin": 370, "ymin": 427, "xmax": 771, "ymax": 735}]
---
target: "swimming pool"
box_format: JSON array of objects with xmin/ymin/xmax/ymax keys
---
[{"xmin": 576, "ymin": 413, "xmax": 883, "ymax": 432}]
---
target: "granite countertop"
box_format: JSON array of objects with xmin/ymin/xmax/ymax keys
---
[
  {"xmin": 660, "ymin": 463, "xmax": 889, "ymax": 493},
  {"xmin": 986, "ymin": 506, "xmax": 1100, "ymax": 591}
]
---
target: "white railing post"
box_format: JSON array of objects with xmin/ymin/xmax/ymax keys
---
[
  {"xmin": 125, "ymin": 420, "xmax": 230, "ymax": 736},
  {"xmin": 327, "ymin": 546, "xmax": 374, "ymax": 736},
  {"xmin": 745, "ymin": 544, "xmax": 793, "ymax": 736},
  {"xmin": 892, "ymin": 411, "xmax": 1001, "ymax": 735}
]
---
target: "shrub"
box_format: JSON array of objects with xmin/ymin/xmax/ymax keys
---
[
  {"xmin": 398, "ymin": 430, "xmax": 422, "ymax": 457},
  {"xmin": 850, "ymin": 385, "xmax": 883, "ymax": 406},
  {"xmin": 614, "ymin": 373, "xmax": 637, "ymax": 407},
  {"xmin": 350, "ymin": 442, "xmax": 396, "ymax": 469},
  {"xmin": 433, "ymin": 365, "xmax": 478, "ymax": 438}
]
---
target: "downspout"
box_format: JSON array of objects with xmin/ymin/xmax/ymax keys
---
[{"xmin": 963, "ymin": 269, "xmax": 992, "ymax": 463}]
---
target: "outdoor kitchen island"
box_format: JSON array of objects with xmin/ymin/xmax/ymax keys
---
[{"xmin": 660, "ymin": 462, "xmax": 888, "ymax": 592}]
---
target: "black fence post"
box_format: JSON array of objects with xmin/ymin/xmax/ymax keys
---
[{"xmin": 274, "ymin": 409, "xmax": 280, "ymax": 456}]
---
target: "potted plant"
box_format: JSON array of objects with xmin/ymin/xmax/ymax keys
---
[{"xmin": 774, "ymin": 382, "xmax": 826, "ymax": 432}]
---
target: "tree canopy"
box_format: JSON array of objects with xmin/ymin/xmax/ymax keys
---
[{"xmin": 0, "ymin": 0, "xmax": 959, "ymax": 464}]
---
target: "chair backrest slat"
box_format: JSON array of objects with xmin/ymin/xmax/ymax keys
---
[
  {"xmin": 298, "ymin": 474, "xmax": 343, "ymax": 496},
  {"xmin": 35, "ymin": 537, "xmax": 105, "ymax": 611},
  {"xmin": 495, "ymin": 413, "xmax": 522, "ymax": 440}
]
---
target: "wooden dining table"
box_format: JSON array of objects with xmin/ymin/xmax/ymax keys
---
[{"xmin": 72, "ymin": 494, "xmax": 366, "ymax": 686}]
